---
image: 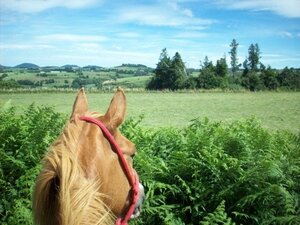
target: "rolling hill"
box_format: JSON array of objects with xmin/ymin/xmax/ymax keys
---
[{"xmin": 15, "ymin": 63, "xmax": 39, "ymax": 69}]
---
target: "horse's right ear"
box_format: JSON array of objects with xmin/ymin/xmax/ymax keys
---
[
  {"xmin": 103, "ymin": 87, "xmax": 126, "ymax": 130},
  {"xmin": 70, "ymin": 88, "xmax": 88, "ymax": 121}
]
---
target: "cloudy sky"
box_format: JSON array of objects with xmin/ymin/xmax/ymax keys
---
[{"xmin": 0, "ymin": 0, "xmax": 299, "ymax": 68}]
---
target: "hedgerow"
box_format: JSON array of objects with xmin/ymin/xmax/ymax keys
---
[
  {"xmin": 122, "ymin": 117, "xmax": 300, "ymax": 225},
  {"xmin": 0, "ymin": 105, "xmax": 299, "ymax": 224},
  {"xmin": 0, "ymin": 104, "xmax": 66, "ymax": 224}
]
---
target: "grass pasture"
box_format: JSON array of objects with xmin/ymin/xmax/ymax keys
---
[
  {"xmin": 103, "ymin": 76, "xmax": 151, "ymax": 89},
  {"xmin": 1, "ymin": 91, "xmax": 299, "ymax": 133},
  {"xmin": 1, "ymin": 65, "xmax": 153, "ymax": 89}
]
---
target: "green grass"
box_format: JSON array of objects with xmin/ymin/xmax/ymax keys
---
[
  {"xmin": 1, "ymin": 69, "xmax": 152, "ymax": 89},
  {"xmin": 1, "ymin": 91, "xmax": 300, "ymax": 133},
  {"xmin": 103, "ymin": 76, "xmax": 151, "ymax": 88}
]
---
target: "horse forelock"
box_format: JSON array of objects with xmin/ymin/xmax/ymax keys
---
[{"xmin": 33, "ymin": 117, "xmax": 115, "ymax": 225}]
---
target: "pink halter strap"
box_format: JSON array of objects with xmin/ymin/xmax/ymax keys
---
[{"xmin": 80, "ymin": 116, "xmax": 139, "ymax": 225}]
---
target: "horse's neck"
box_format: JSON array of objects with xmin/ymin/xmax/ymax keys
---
[
  {"xmin": 59, "ymin": 124, "xmax": 115, "ymax": 225},
  {"xmin": 34, "ymin": 122, "xmax": 115, "ymax": 225}
]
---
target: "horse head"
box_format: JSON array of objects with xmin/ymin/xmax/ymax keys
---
[{"xmin": 33, "ymin": 88, "xmax": 144, "ymax": 225}]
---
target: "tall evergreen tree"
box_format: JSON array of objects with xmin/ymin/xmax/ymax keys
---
[
  {"xmin": 147, "ymin": 49, "xmax": 187, "ymax": 90},
  {"xmin": 240, "ymin": 43, "xmax": 263, "ymax": 91},
  {"xmin": 229, "ymin": 39, "xmax": 240, "ymax": 77},
  {"xmin": 170, "ymin": 52, "xmax": 187, "ymax": 90},
  {"xmin": 197, "ymin": 56, "xmax": 219, "ymax": 89},
  {"xmin": 202, "ymin": 56, "xmax": 214, "ymax": 71},
  {"xmin": 242, "ymin": 58, "xmax": 249, "ymax": 75},
  {"xmin": 147, "ymin": 48, "xmax": 171, "ymax": 90},
  {"xmin": 248, "ymin": 43, "xmax": 261, "ymax": 71},
  {"xmin": 216, "ymin": 57, "xmax": 228, "ymax": 77}
]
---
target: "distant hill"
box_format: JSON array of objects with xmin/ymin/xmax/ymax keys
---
[
  {"xmin": 41, "ymin": 66, "xmax": 60, "ymax": 69},
  {"xmin": 0, "ymin": 64, "xmax": 10, "ymax": 69},
  {"xmin": 83, "ymin": 65, "xmax": 104, "ymax": 70},
  {"xmin": 15, "ymin": 63, "xmax": 39, "ymax": 69},
  {"xmin": 115, "ymin": 63, "xmax": 148, "ymax": 68},
  {"xmin": 61, "ymin": 64, "xmax": 80, "ymax": 69}
]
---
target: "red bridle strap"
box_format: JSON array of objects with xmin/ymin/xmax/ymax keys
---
[{"xmin": 79, "ymin": 116, "xmax": 139, "ymax": 225}]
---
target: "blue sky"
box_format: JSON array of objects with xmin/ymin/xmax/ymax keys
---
[{"xmin": 0, "ymin": 0, "xmax": 299, "ymax": 68}]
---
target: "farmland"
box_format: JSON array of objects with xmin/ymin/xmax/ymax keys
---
[
  {"xmin": 1, "ymin": 64, "xmax": 300, "ymax": 225},
  {"xmin": 0, "ymin": 91, "xmax": 300, "ymax": 133},
  {"xmin": 0, "ymin": 64, "xmax": 153, "ymax": 89}
]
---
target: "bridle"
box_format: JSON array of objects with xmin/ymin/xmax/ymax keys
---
[{"xmin": 80, "ymin": 116, "xmax": 140, "ymax": 225}]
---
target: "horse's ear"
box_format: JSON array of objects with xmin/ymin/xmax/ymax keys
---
[
  {"xmin": 70, "ymin": 88, "xmax": 88, "ymax": 121},
  {"xmin": 104, "ymin": 87, "xmax": 126, "ymax": 130}
]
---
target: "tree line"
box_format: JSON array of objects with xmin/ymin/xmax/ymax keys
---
[
  {"xmin": 1, "ymin": 39, "xmax": 299, "ymax": 91},
  {"xmin": 147, "ymin": 39, "xmax": 300, "ymax": 91}
]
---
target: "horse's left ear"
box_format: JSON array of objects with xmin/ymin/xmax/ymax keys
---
[
  {"xmin": 104, "ymin": 87, "xmax": 126, "ymax": 130},
  {"xmin": 70, "ymin": 88, "xmax": 88, "ymax": 121}
]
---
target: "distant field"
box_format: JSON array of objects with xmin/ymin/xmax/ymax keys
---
[
  {"xmin": 104, "ymin": 76, "xmax": 151, "ymax": 88},
  {"xmin": 1, "ymin": 91, "xmax": 300, "ymax": 133},
  {"xmin": 1, "ymin": 65, "xmax": 154, "ymax": 89}
]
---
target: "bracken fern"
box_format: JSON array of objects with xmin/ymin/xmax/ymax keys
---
[{"xmin": 0, "ymin": 105, "xmax": 299, "ymax": 225}]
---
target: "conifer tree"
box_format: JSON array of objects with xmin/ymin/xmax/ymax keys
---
[
  {"xmin": 147, "ymin": 48, "xmax": 171, "ymax": 90},
  {"xmin": 216, "ymin": 57, "xmax": 228, "ymax": 77},
  {"xmin": 229, "ymin": 39, "xmax": 240, "ymax": 78},
  {"xmin": 248, "ymin": 43, "xmax": 261, "ymax": 71},
  {"xmin": 170, "ymin": 52, "xmax": 187, "ymax": 90},
  {"xmin": 147, "ymin": 49, "xmax": 187, "ymax": 90}
]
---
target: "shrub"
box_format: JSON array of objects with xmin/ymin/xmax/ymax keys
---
[
  {"xmin": 1, "ymin": 105, "xmax": 299, "ymax": 224},
  {"xmin": 123, "ymin": 117, "xmax": 300, "ymax": 225},
  {"xmin": 0, "ymin": 104, "xmax": 66, "ymax": 224}
]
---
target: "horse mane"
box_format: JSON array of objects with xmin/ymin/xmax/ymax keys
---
[{"xmin": 32, "ymin": 115, "xmax": 115, "ymax": 225}]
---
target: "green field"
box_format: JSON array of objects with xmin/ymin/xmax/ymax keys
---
[
  {"xmin": 0, "ymin": 65, "xmax": 154, "ymax": 89},
  {"xmin": 1, "ymin": 91, "xmax": 300, "ymax": 133}
]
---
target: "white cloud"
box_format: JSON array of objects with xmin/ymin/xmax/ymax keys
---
[
  {"xmin": 117, "ymin": 3, "xmax": 216, "ymax": 27},
  {"xmin": 214, "ymin": 0, "xmax": 300, "ymax": 18},
  {"xmin": 167, "ymin": 2, "xmax": 193, "ymax": 17},
  {"xmin": 279, "ymin": 31, "xmax": 293, "ymax": 38},
  {"xmin": 51, "ymin": 49, "xmax": 157, "ymax": 67},
  {"xmin": 0, "ymin": 0, "xmax": 102, "ymax": 13}
]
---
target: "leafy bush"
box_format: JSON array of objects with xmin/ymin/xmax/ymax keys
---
[
  {"xmin": 1, "ymin": 105, "xmax": 299, "ymax": 224},
  {"xmin": 122, "ymin": 117, "xmax": 300, "ymax": 225},
  {"xmin": 0, "ymin": 104, "xmax": 66, "ymax": 224}
]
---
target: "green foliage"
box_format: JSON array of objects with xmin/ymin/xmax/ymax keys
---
[
  {"xmin": 171, "ymin": 52, "xmax": 188, "ymax": 89},
  {"xmin": 71, "ymin": 77, "xmax": 102, "ymax": 89},
  {"xmin": 216, "ymin": 58, "xmax": 228, "ymax": 78},
  {"xmin": 239, "ymin": 43, "xmax": 300, "ymax": 91},
  {"xmin": 229, "ymin": 39, "xmax": 240, "ymax": 77},
  {"xmin": 1, "ymin": 105, "xmax": 300, "ymax": 224},
  {"xmin": 260, "ymin": 66, "xmax": 279, "ymax": 90},
  {"xmin": 0, "ymin": 79, "xmax": 21, "ymax": 89},
  {"xmin": 247, "ymin": 43, "xmax": 261, "ymax": 71},
  {"xmin": 123, "ymin": 117, "xmax": 300, "ymax": 225},
  {"xmin": 241, "ymin": 70, "xmax": 263, "ymax": 91},
  {"xmin": 2, "ymin": 41, "xmax": 300, "ymax": 91},
  {"xmin": 0, "ymin": 104, "xmax": 66, "ymax": 224},
  {"xmin": 278, "ymin": 67, "xmax": 300, "ymax": 90},
  {"xmin": 147, "ymin": 48, "xmax": 172, "ymax": 90},
  {"xmin": 200, "ymin": 201, "xmax": 236, "ymax": 225},
  {"xmin": 197, "ymin": 56, "xmax": 228, "ymax": 89},
  {"xmin": 147, "ymin": 49, "xmax": 188, "ymax": 90}
]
